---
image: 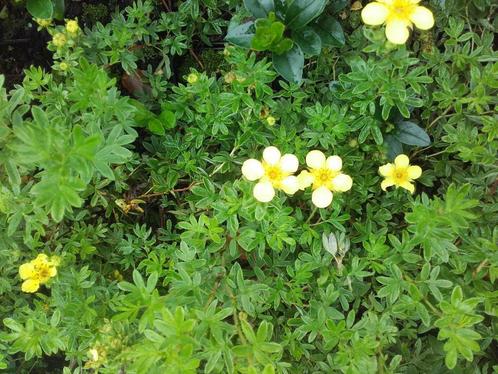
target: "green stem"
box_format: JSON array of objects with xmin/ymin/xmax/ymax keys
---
[{"xmin": 305, "ymin": 207, "xmax": 318, "ymax": 224}]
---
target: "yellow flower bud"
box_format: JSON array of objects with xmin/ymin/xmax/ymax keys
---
[
  {"xmin": 187, "ymin": 73, "xmax": 199, "ymax": 84},
  {"xmin": 59, "ymin": 62, "xmax": 69, "ymax": 71},
  {"xmin": 266, "ymin": 116, "xmax": 276, "ymax": 126},
  {"xmin": 66, "ymin": 20, "xmax": 79, "ymax": 34},
  {"xmin": 36, "ymin": 18, "xmax": 52, "ymax": 27},
  {"xmin": 52, "ymin": 33, "xmax": 67, "ymax": 48}
]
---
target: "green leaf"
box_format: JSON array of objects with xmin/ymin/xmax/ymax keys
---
[
  {"xmin": 285, "ymin": 0, "xmax": 327, "ymax": 29},
  {"xmin": 159, "ymin": 109, "xmax": 176, "ymax": 129},
  {"xmin": 313, "ymin": 16, "xmax": 345, "ymax": 47},
  {"xmin": 293, "ymin": 27, "xmax": 321, "ymax": 55},
  {"xmin": 148, "ymin": 118, "xmax": 165, "ymax": 136},
  {"xmin": 244, "ymin": 0, "xmax": 274, "ymax": 18},
  {"xmin": 26, "ymin": 0, "xmax": 54, "ymax": 19},
  {"xmin": 272, "ymin": 44, "xmax": 304, "ymax": 83},
  {"xmin": 385, "ymin": 134, "xmax": 403, "ymax": 160},
  {"xmin": 395, "ymin": 121, "xmax": 431, "ymax": 146},
  {"xmin": 226, "ymin": 21, "xmax": 255, "ymax": 48},
  {"xmin": 52, "ymin": 0, "xmax": 65, "ymax": 20}
]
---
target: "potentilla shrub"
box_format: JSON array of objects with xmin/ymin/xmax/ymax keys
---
[{"xmin": 0, "ymin": 0, "xmax": 496, "ymax": 373}]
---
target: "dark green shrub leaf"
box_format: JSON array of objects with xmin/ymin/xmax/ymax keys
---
[
  {"xmin": 226, "ymin": 21, "xmax": 255, "ymax": 48},
  {"xmin": 272, "ymin": 44, "xmax": 304, "ymax": 83},
  {"xmin": 293, "ymin": 27, "xmax": 321, "ymax": 55},
  {"xmin": 385, "ymin": 135, "xmax": 403, "ymax": 160},
  {"xmin": 26, "ymin": 0, "xmax": 54, "ymax": 19},
  {"xmin": 285, "ymin": 0, "xmax": 327, "ymax": 29},
  {"xmin": 313, "ymin": 16, "xmax": 345, "ymax": 47},
  {"xmin": 243, "ymin": 0, "xmax": 274, "ymax": 18},
  {"xmin": 395, "ymin": 121, "xmax": 431, "ymax": 146}
]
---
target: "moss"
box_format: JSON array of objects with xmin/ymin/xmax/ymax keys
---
[{"xmin": 200, "ymin": 49, "xmax": 227, "ymax": 75}]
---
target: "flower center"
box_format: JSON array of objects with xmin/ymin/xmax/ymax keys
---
[
  {"xmin": 312, "ymin": 168, "xmax": 337, "ymax": 189},
  {"xmin": 263, "ymin": 164, "xmax": 285, "ymax": 186},
  {"xmin": 394, "ymin": 169, "xmax": 407, "ymax": 182},
  {"xmin": 389, "ymin": 0, "xmax": 415, "ymax": 19}
]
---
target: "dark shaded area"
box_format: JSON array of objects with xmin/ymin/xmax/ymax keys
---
[{"xmin": 0, "ymin": 0, "xmax": 133, "ymax": 88}]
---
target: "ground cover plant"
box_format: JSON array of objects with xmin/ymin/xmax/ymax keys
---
[{"xmin": 0, "ymin": 0, "xmax": 497, "ymax": 372}]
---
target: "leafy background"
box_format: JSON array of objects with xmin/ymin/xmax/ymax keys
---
[{"xmin": 0, "ymin": 0, "xmax": 497, "ymax": 372}]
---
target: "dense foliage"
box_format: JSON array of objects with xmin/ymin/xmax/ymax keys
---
[{"xmin": 0, "ymin": 0, "xmax": 497, "ymax": 373}]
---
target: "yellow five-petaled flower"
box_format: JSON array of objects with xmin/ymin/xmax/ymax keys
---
[
  {"xmin": 379, "ymin": 154, "xmax": 422, "ymax": 193},
  {"xmin": 19, "ymin": 254, "xmax": 58, "ymax": 293},
  {"xmin": 242, "ymin": 146, "xmax": 299, "ymax": 202},
  {"xmin": 297, "ymin": 150, "xmax": 353, "ymax": 208},
  {"xmin": 361, "ymin": 0, "xmax": 434, "ymax": 44}
]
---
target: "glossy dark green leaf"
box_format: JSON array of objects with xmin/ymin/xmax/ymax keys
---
[
  {"xmin": 272, "ymin": 44, "xmax": 304, "ymax": 83},
  {"xmin": 313, "ymin": 16, "xmax": 345, "ymax": 47},
  {"xmin": 225, "ymin": 21, "xmax": 255, "ymax": 48},
  {"xmin": 285, "ymin": 0, "xmax": 327, "ymax": 29},
  {"xmin": 395, "ymin": 121, "xmax": 431, "ymax": 146},
  {"xmin": 26, "ymin": 0, "xmax": 54, "ymax": 19},
  {"xmin": 385, "ymin": 134, "xmax": 403, "ymax": 160},
  {"xmin": 243, "ymin": 0, "xmax": 274, "ymax": 18},
  {"xmin": 293, "ymin": 27, "xmax": 321, "ymax": 55},
  {"xmin": 52, "ymin": 0, "xmax": 65, "ymax": 20}
]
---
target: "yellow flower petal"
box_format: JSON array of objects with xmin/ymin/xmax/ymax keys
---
[
  {"xmin": 410, "ymin": 6, "xmax": 434, "ymax": 30},
  {"xmin": 326, "ymin": 156, "xmax": 342, "ymax": 172},
  {"xmin": 399, "ymin": 180, "xmax": 415, "ymax": 194},
  {"xmin": 253, "ymin": 181, "xmax": 275, "ymax": 202},
  {"xmin": 312, "ymin": 187, "xmax": 333, "ymax": 208},
  {"xmin": 407, "ymin": 165, "xmax": 422, "ymax": 180},
  {"xmin": 242, "ymin": 159, "xmax": 264, "ymax": 181},
  {"xmin": 19, "ymin": 263, "xmax": 36, "ymax": 280},
  {"xmin": 394, "ymin": 154, "xmax": 410, "ymax": 168},
  {"xmin": 22, "ymin": 279, "xmax": 40, "ymax": 293},
  {"xmin": 379, "ymin": 163, "xmax": 395, "ymax": 177},
  {"xmin": 385, "ymin": 20, "xmax": 410, "ymax": 44},
  {"xmin": 262, "ymin": 146, "xmax": 281, "ymax": 165},
  {"xmin": 279, "ymin": 154, "xmax": 299, "ymax": 173},
  {"xmin": 297, "ymin": 170, "xmax": 314, "ymax": 190},
  {"xmin": 381, "ymin": 177, "xmax": 395, "ymax": 191},
  {"xmin": 306, "ymin": 150, "xmax": 326, "ymax": 169},
  {"xmin": 281, "ymin": 176, "xmax": 299, "ymax": 195},
  {"xmin": 34, "ymin": 254, "xmax": 49, "ymax": 264},
  {"xmin": 332, "ymin": 174, "xmax": 353, "ymax": 192},
  {"xmin": 361, "ymin": 2, "xmax": 389, "ymax": 25},
  {"xmin": 49, "ymin": 266, "xmax": 57, "ymax": 277}
]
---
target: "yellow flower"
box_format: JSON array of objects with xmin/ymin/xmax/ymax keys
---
[
  {"xmin": 36, "ymin": 18, "xmax": 52, "ymax": 28},
  {"xmin": 52, "ymin": 33, "xmax": 67, "ymax": 47},
  {"xmin": 59, "ymin": 62, "xmax": 69, "ymax": 71},
  {"xmin": 241, "ymin": 146, "xmax": 299, "ymax": 202},
  {"xmin": 19, "ymin": 254, "xmax": 58, "ymax": 293},
  {"xmin": 361, "ymin": 0, "xmax": 434, "ymax": 44},
  {"xmin": 65, "ymin": 20, "xmax": 79, "ymax": 34},
  {"xmin": 379, "ymin": 154, "xmax": 422, "ymax": 193},
  {"xmin": 187, "ymin": 73, "xmax": 199, "ymax": 84},
  {"xmin": 297, "ymin": 150, "xmax": 353, "ymax": 208},
  {"xmin": 266, "ymin": 116, "xmax": 276, "ymax": 126}
]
